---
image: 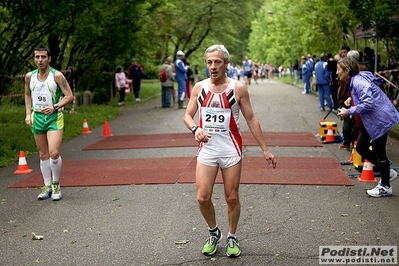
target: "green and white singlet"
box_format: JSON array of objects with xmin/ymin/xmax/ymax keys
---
[{"xmin": 30, "ymin": 68, "xmax": 64, "ymax": 134}]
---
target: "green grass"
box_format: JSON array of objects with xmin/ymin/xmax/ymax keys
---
[{"xmin": 0, "ymin": 80, "xmax": 161, "ymax": 168}]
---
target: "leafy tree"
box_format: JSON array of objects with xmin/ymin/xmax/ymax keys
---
[
  {"xmin": 349, "ymin": 0, "xmax": 399, "ymax": 53},
  {"xmin": 0, "ymin": 0, "xmax": 156, "ymax": 94},
  {"xmin": 147, "ymin": 0, "xmax": 263, "ymax": 64},
  {"xmin": 248, "ymin": 0, "xmax": 357, "ymax": 66}
]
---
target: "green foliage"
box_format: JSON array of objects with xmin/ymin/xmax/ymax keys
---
[
  {"xmin": 2, "ymin": 0, "xmax": 399, "ymax": 97},
  {"xmin": 92, "ymin": 88, "xmax": 111, "ymax": 105},
  {"xmin": 349, "ymin": 0, "xmax": 399, "ymax": 53},
  {"xmin": 248, "ymin": 0, "xmax": 356, "ymax": 66}
]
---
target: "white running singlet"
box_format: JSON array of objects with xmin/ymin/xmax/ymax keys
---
[
  {"xmin": 197, "ymin": 79, "xmax": 242, "ymax": 159},
  {"xmin": 30, "ymin": 68, "xmax": 60, "ymax": 112}
]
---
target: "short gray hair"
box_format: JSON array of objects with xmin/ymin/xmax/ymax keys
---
[
  {"xmin": 204, "ymin": 44, "xmax": 230, "ymax": 62},
  {"xmin": 347, "ymin": 50, "xmax": 360, "ymax": 62}
]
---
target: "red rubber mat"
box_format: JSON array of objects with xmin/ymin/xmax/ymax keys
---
[
  {"xmin": 9, "ymin": 157, "xmax": 352, "ymax": 188},
  {"xmin": 8, "ymin": 157, "xmax": 195, "ymax": 188},
  {"xmin": 82, "ymin": 132, "xmax": 322, "ymax": 150}
]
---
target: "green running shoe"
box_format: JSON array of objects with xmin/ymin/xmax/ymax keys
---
[
  {"xmin": 202, "ymin": 230, "xmax": 223, "ymax": 256},
  {"xmin": 226, "ymin": 237, "xmax": 241, "ymax": 258},
  {"xmin": 51, "ymin": 182, "xmax": 62, "ymax": 201},
  {"xmin": 37, "ymin": 185, "xmax": 52, "ymax": 200}
]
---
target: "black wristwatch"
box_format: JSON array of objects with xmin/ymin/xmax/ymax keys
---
[
  {"xmin": 191, "ymin": 125, "xmax": 199, "ymax": 135},
  {"xmin": 53, "ymin": 104, "xmax": 59, "ymax": 111}
]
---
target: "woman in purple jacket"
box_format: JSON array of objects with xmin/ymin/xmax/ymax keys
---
[{"xmin": 337, "ymin": 56, "xmax": 399, "ymax": 197}]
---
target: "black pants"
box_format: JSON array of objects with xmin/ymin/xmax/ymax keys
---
[
  {"xmin": 356, "ymin": 129, "xmax": 390, "ymax": 186},
  {"xmin": 119, "ymin": 87, "xmax": 126, "ymax": 103},
  {"xmin": 342, "ymin": 115, "xmax": 355, "ymax": 147}
]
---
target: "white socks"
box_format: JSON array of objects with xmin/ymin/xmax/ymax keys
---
[
  {"xmin": 40, "ymin": 159, "xmax": 51, "ymax": 186},
  {"xmin": 50, "ymin": 157, "xmax": 62, "ymax": 182}
]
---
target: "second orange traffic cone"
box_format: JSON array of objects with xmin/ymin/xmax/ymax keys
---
[
  {"xmin": 324, "ymin": 125, "xmax": 335, "ymax": 143},
  {"xmin": 82, "ymin": 119, "xmax": 92, "ymax": 134},
  {"xmin": 358, "ymin": 159, "xmax": 377, "ymax": 182},
  {"xmin": 14, "ymin": 151, "xmax": 33, "ymax": 174},
  {"xmin": 346, "ymin": 141, "xmax": 356, "ymax": 163},
  {"xmin": 102, "ymin": 121, "xmax": 113, "ymax": 137}
]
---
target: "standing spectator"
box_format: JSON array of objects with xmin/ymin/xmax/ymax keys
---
[
  {"xmin": 327, "ymin": 53, "xmax": 338, "ymax": 107},
  {"xmin": 24, "ymin": 44, "xmax": 73, "ymax": 201},
  {"xmin": 115, "ymin": 66, "xmax": 130, "ymax": 105},
  {"xmin": 183, "ymin": 44, "xmax": 277, "ymax": 258},
  {"xmin": 336, "ymin": 45, "xmax": 355, "ymax": 150},
  {"xmin": 175, "ymin": 50, "xmax": 188, "ymax": 109},
  {"xmin": 285, "ymin": 65, "xmax": 290, "ymax": 77},
  {"xmin": 301, "ymin": 56, "xmax": 309, "ymax": 94},
  {"xmin": 315, "ymin": 53, "xmax": 333, "ymax": 111},
  {"xmin": 242, "ymin": 55, "xmax": 253, "ymax": 85},
  {"xmin": 339, "ymin": 45, "xmax": 350, "ymax": 58},
  {"xmin": 160, "ymin": 57, "xmax": 174, "ymax": 108},
  {"xmin": 364, "ymin": 47, "xmax": 376, "ymax": 73},
  {"xmin": 293, "ymin": 59, "xmax": 300, "ymax": 84},
  {"xmin": 128, "ymin": 58, "xmax": 144, "ymax": 102},
  {"xmin": 337, "ymin": 56, "xmax": 399, "ymax": 197},
  {"xmin": 305, "ymin": 54, "xmax": 314, "ymax": 93}
]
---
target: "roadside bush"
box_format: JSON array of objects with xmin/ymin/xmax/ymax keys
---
[{"xmin": 92, "ymin": 87, "xmax": 110, "ymax": 104}]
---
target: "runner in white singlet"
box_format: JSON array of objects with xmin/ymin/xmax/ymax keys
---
[
  {"xmin": 196, "ymin": 78, "xmax": 242, "ymax": 167},
  {"xmin": 183, "ymin": 44, "xmax": 277, "ymax": 258},
  {"xmin": 24, "ymin": 45, "xmax": 73, "ymax": 201}
]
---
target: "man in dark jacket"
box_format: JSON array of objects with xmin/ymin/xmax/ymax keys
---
[{"xmin": 128, "ymin": 58, "xmax": 144, "ymax": 102}]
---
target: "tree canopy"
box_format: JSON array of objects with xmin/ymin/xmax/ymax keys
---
[{"xmin": 1, "ymin": 0, "xmax": 398, "ymax": 95}]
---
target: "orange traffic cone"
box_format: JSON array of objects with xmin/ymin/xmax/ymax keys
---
[
  {"xmin": 102, "ymin": 121, "xmax": 113, "ymax": 137},
  {"xmin": 348, "ymin": 141, "xmax": 358, "ymax": 163},
  {"xmin": 14, "ymin": 151, "xmax": 33, "ymax": 174},
  {"xmin": 358, "ymin": 159, "xmax": 377, "ymax": 182},
  {"xmin": 324, "ymin": 125, "xmax": 335, "ymax": 143},
  {"xmin": 347, "ymin": 148, "xmax": 354, "ymax": 163},
  {"xmin": 82, "ymin": 119, "xmax": 92, "ymax": 134}
]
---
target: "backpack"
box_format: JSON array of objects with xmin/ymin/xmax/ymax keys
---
[{"xmin": 159, "ymin": 69, "xmax": 167, "ymax": 82}]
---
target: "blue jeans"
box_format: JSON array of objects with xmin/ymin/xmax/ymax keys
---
[
  {"xmin": 161, "ymin": 86, "xmax": 172, "ymax": 107},
  {"xmin": 177, "ymin": 79, "xmax": 186, "ymax": 101},
  {"xmin": 294, "ymin": 70, "xmax": 299, "ymax": 84},
  {"xmin": 303, "ymin": 74, "xmax": 311, "ymax": 93},
  {"xmin": 133, "ymin": 80, "xmax": 141, "ymax": 98},
  {"xmin": 317, "ymin": 84, "xmax": 332, "ymax": 109}
]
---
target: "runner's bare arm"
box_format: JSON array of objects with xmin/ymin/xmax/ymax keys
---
[
  {"xmin": 24, "ymin": 72, "xmax": 32, "ymax": 126},
  {"xmin": 183, "ymin": 80, "xmax": 211, "ymax": 143},
  {"xmin": 237, "ymin": 82, "xmax": 277, "ymax": 168},
  {"xmin": 54, "ymin": 71, "xmax": 74, "ymax": 108},
  {"xmin": 184, "ymin": 81, "xmax": 202, "ymax": 129}
]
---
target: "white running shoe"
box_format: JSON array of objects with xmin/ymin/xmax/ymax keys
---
[
  {"xmin": 38, "ymin": 185, "xmax": 52, "ymax": 200},
  {"xmin": 51, "ymin": 182, "xmax": 62, "ymax": 201},
  {"xmin": 367, "ymin": 184, "xmax": 392, "ymax": 198}
]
